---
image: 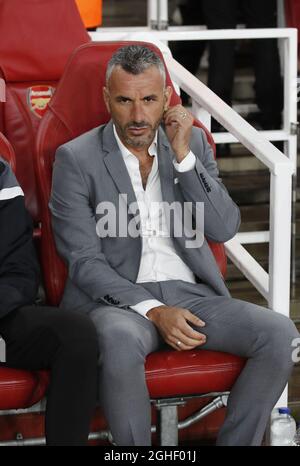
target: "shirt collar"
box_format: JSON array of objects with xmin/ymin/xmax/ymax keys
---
[{"xmin": 113, "ymin": 125, "xmax": 158, "ymax": 161}]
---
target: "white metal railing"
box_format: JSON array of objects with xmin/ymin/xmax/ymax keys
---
[
  {"xmin": 90, "ymin": 27, "xmax": 298, "ymax": 171},
  {"xmin": 97, "ymin": 0, "xmax": 298, "ymax": 172},
  {"xmin": 164, "ymin": 54, "xmax": 294, "ymax": 315},
  {"xmin": 148, "ymin": 0, "xmax": 168, "ymax": 30},
  {"xmin": 89, "ymin": 28, "xmax": 297, "ymax": 406}
]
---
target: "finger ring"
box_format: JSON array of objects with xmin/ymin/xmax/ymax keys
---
[
  {"xmin": 180, "ymin": 112, "xmax": 187, "ymax": 119},
  {"xmin": 176, "ymin": 340, "xmax": 182, "ymax": 347}
]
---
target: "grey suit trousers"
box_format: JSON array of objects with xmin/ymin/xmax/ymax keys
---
[{"xmin": 88, "ymin": 280, "xmax": 298, "ymax": 446}]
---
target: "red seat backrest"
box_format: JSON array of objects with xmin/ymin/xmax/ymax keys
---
[
  {"xmin": 36, "ymin": 41, "xmax": 226, "ymax": 305},
  {"xmin": 285, "ymin": 0, "xmax": 300, "ymax": 56},
  {"xmin": 0, "ymin": 0, "xmax": 90, "ymax": 222},
  {"xmin": 0, "ymin": 132, "xmax": 16, "ymax": 172}
]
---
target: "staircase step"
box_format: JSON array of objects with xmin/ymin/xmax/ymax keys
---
[
  {"xmin": 228, "ymin": 279, "xmax": 300, "ymax": 320},
  {"xmin": 226, "ymin": 261, "xmax": 300, "ymax": 286},
  {"xmin": 102, "ymin": 0, "xmax": 147, "ymax": 26},
  {"xmin": 225, "ymin": 239, "xmax": 300, "ymax": 282},
  {"xmin": 222, "ymin": 170, "xmax": 270, "ymax": 204},
  {"xmin": 222, "ymin": 167, "xmax": 300, "ymax": 205},
  {"xmin": 198, "ymin": 67, "xmax": 256, "ymax": 102},
  {"xmin": 218, "ymin": 148, "xmax": 300, "ymax": 174},
  {"xmin": 239, "ymin": 204, "xmax": 269, "ymax": 231},
  {"xmin": 288, "ymin": 362, "xmax": 300, "ymax": 406},
  {"xmin": 219, "ymin": 156, "xmax": 267, "ymax": 173},
  {"xmin": 227, "ymin": 279, "xmax": 267, "ymax": 306},
  {"xmin": 238, "ymin": 203, "xmax": 300, "ymax": 232}
]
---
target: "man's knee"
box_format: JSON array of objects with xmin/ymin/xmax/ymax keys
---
[
  {"xmin": 268, "ymin": 313, "xmax": 298, "ymax": 345},
  {"xmin": 261, "ymin": 313, "xmax": 299, "ymax": 368},
  {"xmin": 48, "ymin": 310, "xmax": 99, "ymax": 360},
  {"xmin": 95, "ymin": 317, "xmax": 153, "ymax": 376},
  {"xmin": 99, "ymin": 320, "xmax": 147, "ymax": 353}
]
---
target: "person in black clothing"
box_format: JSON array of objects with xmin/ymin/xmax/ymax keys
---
[
  {"xmin": 169, "ymin": 0, "xmax": 207, "ymax": 106},
  {"xmin": 0, "ymin": 157, "xmax": 98, "ymax": 446},
  {"xmin": 170, "ymin": 0, "xmax": 283, "ymax": 151},
  {"xmin": 202, "ymin": 0, "xmax": 283, "ymax": 132}
]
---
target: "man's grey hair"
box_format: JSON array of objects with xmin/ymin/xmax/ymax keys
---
[{"xmin": 106, "ymin": 45, "xmax": 166, "ymax": 86}]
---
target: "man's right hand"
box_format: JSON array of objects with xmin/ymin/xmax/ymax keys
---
[{"xmin": 146, "ymin": 305, "xmax": 206, "ymax": 351}]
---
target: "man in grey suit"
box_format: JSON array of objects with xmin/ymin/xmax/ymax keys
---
[{"xmin": 50, "ymin": 45, "xmax": 298, "ymax": 446}]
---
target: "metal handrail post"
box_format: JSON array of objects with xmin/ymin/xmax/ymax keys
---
[
  {"xmin": 283, "ymin": 30, "xmax": 298, "ymax": 287},
  {"xmin": 268, "ymin": 167, "xmax": 293, "ymax": 407},
  {"xmin": 269, "ymin": 170, "xmax": 292, "ymax": 313},
  {"xmin": 191, "ymin": 100, "xmax": 211, "ymax": 132},
  {"xmin": 157, "ymin": 0, "xmax": 168, "ymax": 30},
  {"xmin": 147, "ymin": 0, "xmax": 158, "ymax": 29}
]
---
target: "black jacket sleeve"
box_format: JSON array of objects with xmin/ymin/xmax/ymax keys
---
[{"xmin": 0, "ymin": 159, "xmax": 40, "ymax": 317}]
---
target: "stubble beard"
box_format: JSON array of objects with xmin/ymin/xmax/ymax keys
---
[
  {"xmin": 124, "ymin": 129, "xmax": 154, "ymax": 148},
  {"xmin": 116, "ymin": 114, "xmax": 163, "ymax": 149}
]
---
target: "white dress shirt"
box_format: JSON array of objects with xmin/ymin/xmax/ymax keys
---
[{"xmin": 113, "ymin": 126, "xmax": 197, "ymax": 318}]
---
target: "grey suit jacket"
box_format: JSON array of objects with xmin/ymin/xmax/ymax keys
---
[{"xmin": 49, "ymin": 120, "xmax": 241, "ymax": 313}]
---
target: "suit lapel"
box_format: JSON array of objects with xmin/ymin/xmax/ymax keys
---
[
  {"xmin": 157, "ymin": 127, "xmax": 176, "ymax": 205},
  {"xmin": 157, "ymin": 129, "xmax": 229, "ymax": 296},
  {"xmin": 102, "ymin": 123, "xmax": 176, "ymax": 211},
  {"xmin": 102, "ymin": 121, "xmax": 138, "ymax": 217}
]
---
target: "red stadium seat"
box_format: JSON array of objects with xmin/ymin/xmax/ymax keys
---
[
  {"xmin": 0, "ymin": 368, "xmax": 49, "ymax": 411},
  {"xmin": 35, "ymin": 41, "xmax": 246, "ymax": 444},
  {"xmin": 0, "ymin": 0, "xmax": 89, "ymax": 441},
  {"xmin": 0, "ymin": 132, "xmax": 16, "ymax": 172},
  {"xmin": 0, "ymin": 0, "xmax": 90, "ymax": 222},
  {"xmin": 36, "ymin": 41, "xmax": 227, "ymax": 305},
  {"xmin": 0, "ymin": 133, "xmax": 50, "ymax": 416},
  {"xmin": 285, "ymin": 0, "xmax": 300, "ymax": 57}
]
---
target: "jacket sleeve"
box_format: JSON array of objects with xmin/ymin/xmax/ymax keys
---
[
  {"xmin": 49, "ymin": 145, "xmax": 158, "ymax": 309},
  {"xmin": 176, "ymin": 127, "xmax": 241, "ymax": 242},
  {"xmin": 0, "ymin": 159, "xmax": 39, "ymax": 317}
]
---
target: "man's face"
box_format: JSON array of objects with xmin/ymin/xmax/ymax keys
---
[{"xmin": 103, "ymin": 65, "xmax": 172, "ymax": 151}]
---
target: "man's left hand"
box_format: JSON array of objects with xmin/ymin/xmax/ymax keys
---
[{"xmin": 164, "ymin": 105, "xmax": 194, "ymax": 163}]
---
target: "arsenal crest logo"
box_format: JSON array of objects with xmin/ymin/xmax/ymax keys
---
[{"xmin": 27, "ymin": 85, "xmax": 55, "ymax": 118}]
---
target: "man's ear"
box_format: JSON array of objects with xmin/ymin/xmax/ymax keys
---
[
  {"xmin": 164, "ymin": 85, "xmax": 173, "ymax": 110},
  {"xmin": 103, "ymin": 87, "xmax": 111, "ymax": 114}
]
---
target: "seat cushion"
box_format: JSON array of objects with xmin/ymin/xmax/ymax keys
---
[
  {"xmin": 0, "ymin": 368, "xmax": 49, "ymax": 410},
  {"xmin": 0, "ymin": 351, "xmax": 245, "ymax": 410},
  {"xmin": 145, "ymin": 350, "xmax": 246, "ymax": 398}
]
